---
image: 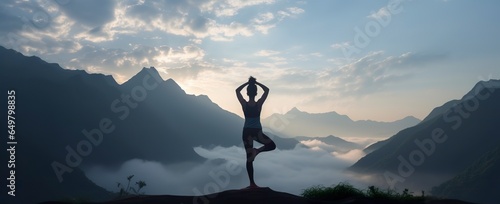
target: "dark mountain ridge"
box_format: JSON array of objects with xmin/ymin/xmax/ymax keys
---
[
  {"xmin": 422, "ymin": 80, "xmax": 500, "ymax": 122},
  {"xmin": 349, "ymin": 79, "xmax": 500, "ymax": 203},
  {"xmin": 431, "ymin": 144, "xmax": 500, "ymax": 204}
]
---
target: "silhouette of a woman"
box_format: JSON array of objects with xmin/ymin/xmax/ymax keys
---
[{"xmin": 236, "ymin": 76, "xmax": 276, "ymax": 189}]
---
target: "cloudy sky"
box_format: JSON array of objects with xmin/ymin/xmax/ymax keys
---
[{"xmin": 1, "ymin": 0, "xmax": 500, "ymax": 121}]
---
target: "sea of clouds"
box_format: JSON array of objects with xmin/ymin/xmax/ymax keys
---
[{"xmin": 85, "ymin": 140, "xmax": 371, "ymax": 196}]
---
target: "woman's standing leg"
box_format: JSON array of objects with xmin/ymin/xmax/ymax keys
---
[{"xmin": 243, "ymin": 129, "xmax": 257, "ymax": 186}]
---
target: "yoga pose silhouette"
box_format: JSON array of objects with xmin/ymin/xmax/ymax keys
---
[{"xmin": 236, "ymin": 76, "xmax": 276, "ymax": 189}]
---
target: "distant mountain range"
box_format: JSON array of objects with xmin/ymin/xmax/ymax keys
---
[
  {"xmin": 0, "ymin": 46, "xmax": 300, "ymax": 203},
  {"xmin": 262, "ymin": 107, "xmax": 421, "ymax": 138},
  {"xmin": 349, "ymin": 79, "xmax": 500, "ymax": 204}
]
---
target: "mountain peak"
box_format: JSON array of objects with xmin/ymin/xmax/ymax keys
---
[
  {"xmin": 122, "ymin": 67, "xmax": 164, "ymax": 88},
  {"xmin": 139, "ymin": 66, "xmax": 163, "ymax": 81},
  {"xmin": 124, "ymin": 67, "xmax": 186, "ymax": 94},
  {"xmin": 287, "ymin": 107, "xmax": 302, "ymax": 114},
  {"xmin": 399, "ymin": 115, "xmax": 421, "ymax": 122}
]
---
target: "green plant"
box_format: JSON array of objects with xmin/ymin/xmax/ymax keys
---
[{"xmin": 116, "ymin": 174, "xmax": 147, "ymax": 197}]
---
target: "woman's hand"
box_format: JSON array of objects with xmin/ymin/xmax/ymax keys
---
[
  {"xmin": 248, "ymin": 76, "xmax": 257, "ymax": 84},
  {"xmin": 255, "ymin": 81, "xmax": 269, "ymax": 92}
]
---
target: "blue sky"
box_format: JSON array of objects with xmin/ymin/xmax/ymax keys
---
[{"xmin": 1, "ymin": 0, "xmax": 499, "ymax": 121}]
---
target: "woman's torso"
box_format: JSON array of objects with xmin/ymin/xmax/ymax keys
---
[{"xmin": 243, "ymin": 101, "xmax": 262, "ymax": 129}]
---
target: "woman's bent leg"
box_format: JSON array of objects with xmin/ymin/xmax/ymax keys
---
[{"xmin": 255, "ymin": 130, "xmax": 276, "ymax": 153}]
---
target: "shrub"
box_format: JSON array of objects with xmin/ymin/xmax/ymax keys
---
[
  {"xmin": 302, "ymin": 182, "xmax": 426, "ymax": 202},
  {"xmin": 301, "ymin": 182, "xmax": 365, "ymax": 200}
]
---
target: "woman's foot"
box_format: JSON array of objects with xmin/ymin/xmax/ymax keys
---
[
  {"xmin": 241, "ymin": 183, "xmax": 260, "ymax": 190},
  {"xmin": 248, "ymin": 148, "xmax": 259, "ymax": 162}
]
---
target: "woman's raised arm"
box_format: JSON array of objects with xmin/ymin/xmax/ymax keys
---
[
  {"xmin": 236, "ymin": 82, "xmax": 249, "ymax": 105},
  {"xmin": 256, "ymin": 81, "xmax": 269, "ymax": 104}
]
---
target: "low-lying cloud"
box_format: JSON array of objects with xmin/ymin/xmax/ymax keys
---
[
  {"xmin": 332, "ymin": 149, "xmax": 366, "ymax": 162},
  {"xmin": 300, "ymin": 139, "xmax": 366, "ymax": 162},
  {"xmin": 84, "ymin": 145, "xmax": 368, "ymax": 196}
]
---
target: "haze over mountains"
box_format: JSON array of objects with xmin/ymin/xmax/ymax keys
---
[{"xmin": 262, "ymin": 107, "xmax": 421, "ymax": 138}]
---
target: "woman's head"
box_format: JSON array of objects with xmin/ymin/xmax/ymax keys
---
[{"xmin": 247, "ymin": 76, "xmax": 257, "ymax": 98}]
